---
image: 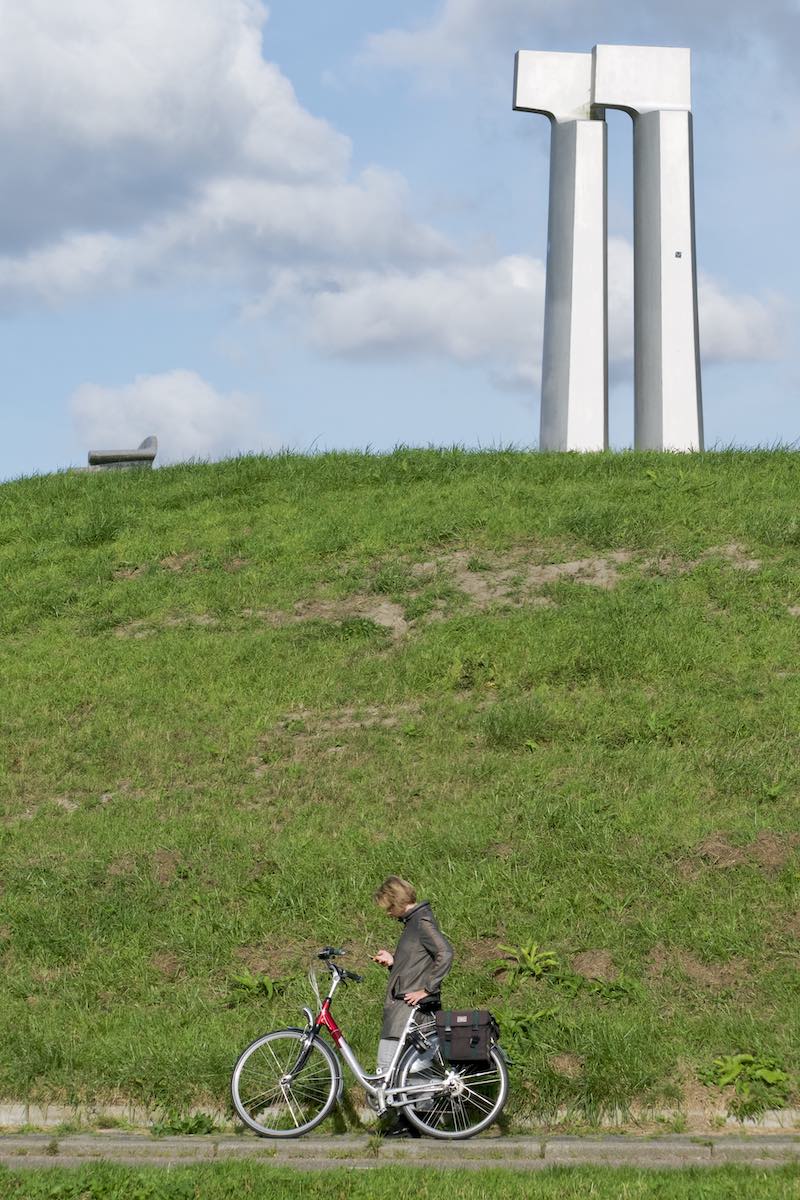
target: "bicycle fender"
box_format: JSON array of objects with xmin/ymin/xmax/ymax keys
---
[{"xmin": 285, "ymin": 1027, "xmax": 344, "ymax": 1099}]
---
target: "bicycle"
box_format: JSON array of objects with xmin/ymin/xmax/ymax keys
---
[{"xmin": 231, "ymin": 946, "xmax": 509, "ymax": 1139}]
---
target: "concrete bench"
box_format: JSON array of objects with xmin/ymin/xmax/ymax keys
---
[{"xmin": 87, "ymin": 436, "xmax": 157, "ymax": 470}]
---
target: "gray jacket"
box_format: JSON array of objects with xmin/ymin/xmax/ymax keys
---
[{"xmin": 381, "ymin": 901, "xmax": 453, "ymax": 1039}]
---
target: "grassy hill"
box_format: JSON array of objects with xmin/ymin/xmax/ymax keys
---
[{"xmin": 1, "ymin": 448, "xmax": 799, "ymax": 1126}]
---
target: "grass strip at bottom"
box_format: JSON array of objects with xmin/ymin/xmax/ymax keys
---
[{"xmin": 1, "ymin": 1164, "xmax": 799, "ymax": 1200}]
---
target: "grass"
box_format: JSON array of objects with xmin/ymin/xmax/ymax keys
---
[
  {"xmin": 0, "ymin": 1165, "xmax": 799, "ymax": 1200},
  {"xmin": 0, "ymin": 448, "xmax": 799, "ymax": 1121}
]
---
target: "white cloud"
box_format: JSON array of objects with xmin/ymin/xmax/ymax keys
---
[
  {"xmin": 0, "ymin": 0, "xmax": 451, "ymax": 313},
  {"xmin": 70, "ymin": 370, "xmax": 270, "ymax": 463},
  {"xmin": 0, "ymin": 169, "xmax": 453, "ymax": 311},
  {"xmin": 363, "ymin": 0, "xmax": 799, "ymax": 79},
  {"xmin": 304, "ymin": 237, "xmax": 783, "ymax": 387},
  {"xmin": 698, "ymin": 276, "xmax": 785, "ymax": 363},
  {"xmin": 0, "ymin": 0, "xmax": 349, "ymax": 252},
  {"xmin": 308, "ymin": 256, "xmax": 545, "ymax": 388}
]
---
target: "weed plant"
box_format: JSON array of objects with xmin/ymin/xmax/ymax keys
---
[{"xmin": 0, "ymin": 449, "xmax": 799, "ymax": 1120}]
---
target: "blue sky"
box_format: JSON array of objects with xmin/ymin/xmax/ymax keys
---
[{"xmin": 1, "ymin": 0, "xmax": 797, "ymax": 481}]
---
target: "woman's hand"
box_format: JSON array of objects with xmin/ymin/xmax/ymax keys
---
[
  {"xmin": 403, "ymin": 989, "xmax": 428, "ymax": 1006},
  {"xmin": 372, "ymin": 950, "xmax": 394, "ymax": 967}
]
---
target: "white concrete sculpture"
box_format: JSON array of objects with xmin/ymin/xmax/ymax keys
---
[
  {"xmin": 514, "ymin": 45, "xmax": 704, "ymax": 452},
  {"xmin": 513, "ymin": 52, "xmax": 608, "ymax": 453}
]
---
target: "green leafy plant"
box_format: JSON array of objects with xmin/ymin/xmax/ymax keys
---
[
  {"xmin": 550, "ymin": 970, "xmax": 584, "ymax": 998},
  {"xmin": 453, "ymin": 655, "xmax": 497, "ymax": 690},
  {"xmin": 466, "ymin": 556, "xmax": 491, "ymax": 572},
  {"xmin": 497, "ymin": 1009, "xmax": 558, "ymax": 1047},
  {"xmin": 227, "ymin": 971, "xmax": 291, "ymax": 1006},
  {"xmin": 493, "ymin": 943, "xmax": 561, "ymax": 984},
  {"xmin": 698, "ymin": 1053, "xmax": 791, "ymax": 1119},
  {"xmin": 151, "ymin": 1110, "xmax": 220, "ymax": 1137},
  {"xmin": 587, "ymin": 975, "xmax": 643, "ymax": 1004}
]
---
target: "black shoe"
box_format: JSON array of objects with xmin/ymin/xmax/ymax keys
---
[{"xmin": 380, "ymin": 1116, "xmax": 421, "ymax": 1139}]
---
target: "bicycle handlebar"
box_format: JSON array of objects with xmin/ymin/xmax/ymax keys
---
[
  {"xmin": 314, "ymin": 948, "xmax": 365, "ymax": 983},
  {"xmin": 317, "ymin": 946, "xmax": 347, "ymax": 960}
]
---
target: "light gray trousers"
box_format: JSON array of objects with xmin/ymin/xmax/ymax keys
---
[
  {"xmin": 377, "ymin": 1038, "xmax": 399, "ymax": 1076},
  {"xmin": 369, "ymin": 1035, "xmax": 436, "ymax": 1114},
  {"xmin": 367, "ymin": 1039, "xmax": 399, "ymax": 1112}
]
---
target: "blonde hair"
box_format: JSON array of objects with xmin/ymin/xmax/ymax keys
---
[{"xmin": 374, "ymin": 875, "xmax": 416, "ymax": 913}]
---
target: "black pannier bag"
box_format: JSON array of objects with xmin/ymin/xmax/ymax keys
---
[{"xmin": 435, "ymin": 1010, "xmax": 499, "ymax": 1063}]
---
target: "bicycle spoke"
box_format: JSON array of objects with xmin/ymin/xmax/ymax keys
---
[
  {"xmin": 280, "ymin": 1084, "xmax": 303, "ymax": 1128},
  {"xmin": 424, "ymin": 1090, "xmax": 453, "ymax": 1128},
  {"xmin": 234, "ymin": 1033, "xmax": 337, "ymax": 1136},
  {"xmin": 241, "ymin": 1084, "xmax": 283, "ymax": 1110},
  {"xmin": 460, "ymin": 1086, "xmax": 496, "ymax": 1115},
  {"xmin": 401, "ymin": 1048, "xmax": 508, "ymax": 1139},
  {"xmin": 460, "ymin": 1068, "xmax": 499, "ymax": 1087}
]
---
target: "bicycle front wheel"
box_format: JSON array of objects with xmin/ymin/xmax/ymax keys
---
[
  {"xmin": 396, "ymin": 1043, "xmax": 509, "ymax": 1139},
  {"xmin": 231, "ymin": 1029, "xmax": 340, "ymax": 1137}
]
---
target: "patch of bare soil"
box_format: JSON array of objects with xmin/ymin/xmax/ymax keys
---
[
  {"xmin": 571, "ymin": 950, "xmax": 617, "ymax": 982},
  {"xmin": 686, "ymin": 831, "xmax": 798, "ymax": 876},
  {"xmin": 160, "ymin": 553, "xmax": 197, "ymax": 572},
  {"xmin": 458, "ymin": 938, "xmax": 504, "ymax": 968},
  {"xmin": 249, "ymin": 703, "xmax": 420, "ymax": 772},
  {"xmin": 114, "ymin": 614, "xmax": 219, "ymax": 637},
  {"xmin": 31, "ymin": 965, "xmax": 63, "ymax": 984},
  {"xmin": 747, "ymin": 830, "xmax": 799, "ymax": 873},
  {"xmin": 152, "ymin": 850, "xmax": 182, "ymax": 886},
  {"xmin": 651, "ymin": 543, "xmax": 762, "ymax": 576},
  {"xmin": 113, "ymin": 565, "xmax": 146, "ymax": 581},
  {"xmin": 677, "ymin": 1068, "xmax": 732, "ymax": 1129},
  {"xmin": 273, "ymin": 703, "xmax": 420, "ymax": 740},
  {"xmin": 694, "ymin": 833, "xmax": 749, "ymax": 869},
  {"xmin": 151, "ymin": 951, "xmax": 183, "ymax": 980},
  {"xmin": 704, "ymin": 543, "xmax": 762, "ymax": 572},
  {"xmin": 232, "ymin": 943, "xmax": 306, "ymax": 979},
  {"xmin": 488, "ymin": 842, "xmax": 516, "ymax": 860},
  {"xmin": 788, "ymin": 606, "xmax": 800, "ymax": 617},
  {"xmin": 108, "ymin": 540, "xmax": 768, "ymax": 644},
  {"xmin": 241, "ymin": 596, "xmax": 408, "ymax": 640},
  {"xmin": 550, "ymin": 1053, "xmax": 584, "ymax": 1079},
  {"xmin": 646, "ymin": 945, "xmax": 744, "ymax": 989},
  {"xmin": 424, "ymin": 547, "xmax": 633, "ymax": 611},
  {"xmin": 113, "ymin": 620, "xmax": 151, "ymax": 640},
  {"xmin": 164, "ymin": 613, "xmax": 219, "ymax": 629},
  {"xmin": 291, "ymin": 596, "xmax": 408, "ymax": 639},
  {"xmin": 107, "ymin": 855, "xmax": 136, "ymax": 879}
]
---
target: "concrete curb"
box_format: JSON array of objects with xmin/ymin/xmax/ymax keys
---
[
  {"xmin": 1, "ymin": 1133, "xmax": 800, "ymax": 1172},
  {"xmin": 1, "ymin": 1101, "xmax": 799, "ymax": 1133}
]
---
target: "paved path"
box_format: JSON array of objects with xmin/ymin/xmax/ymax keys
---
[{"xmin": 1, "ymin": 1133, "xmax": 799, "ymax": 1172}]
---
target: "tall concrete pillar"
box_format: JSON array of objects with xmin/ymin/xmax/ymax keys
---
[
  {"xmin": 514, "ymin": 52, "xmax": 608, "ymax": 451},
  {"xmin": 593, "ymin": 45, "xmax": 703, "ymax": 451}
]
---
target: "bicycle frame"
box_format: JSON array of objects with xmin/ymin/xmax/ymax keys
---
[{"xmin": 306, "ymin": 966, "xmax": 438, "ymax": 1110}]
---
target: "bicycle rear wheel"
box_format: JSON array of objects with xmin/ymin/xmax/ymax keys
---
[
  {"xmin": 396, "ymin": 1042, "xmax": 508, "ymax": 1139},
  {"xmin": 231, "ymin": 1029, "xmax": 340, "ymax": 1137}
]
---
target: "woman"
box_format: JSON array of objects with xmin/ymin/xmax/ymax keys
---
[{"xmin": 371, "ymin": 875, "xmax": 453, "ymax": 1136}]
